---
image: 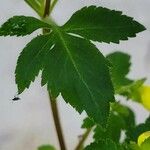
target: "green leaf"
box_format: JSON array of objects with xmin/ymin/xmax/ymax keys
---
[
  {"xmin": 106, "ymin": 52, "xmax": 146, "ymax": 101},
  {"xmin": 128, "ymin": 142, "xmax": 141, "ymax": 150},
  {"xmin": 0, "ymin": 16, "xmax": 50, "ymax": 36},
  {"xmin": 141, "ymin": 137, "xmax": 150, "ymax": 150},
  {"xmin": 38, "ymin": 145, "xmax": 56, "ymax": 150},
  {"xmin": 84, "ymin": 139, "xmax": 118, "ymax": 150},
  {"xmin": 106, "ymin": 52, "xmax": 132, "ymax": 90},
  {"xmin": 111, "ymin": 103, "xmax": 135, "ymax": 129},
  {"xmin": 82, "ymin": 117, "xmax": 95, "ymax": 129},
  {"xmin": 15, "ymin": 34, "xmax": 53, "ymax": 93},
  {"xmin": 25, "ymin": 0, "xmax": 45, "ymax": 17},
  {"xmin": 117, "ymin": 79, "xmax": 146, "ymax": 102},
  {"xmin": 62, "ymin": 6, "xmax": 146, "ymax": 43},
  {"xmin": 41, "ymin": 30, "xmax": 115, "ymax": 126},
  {"xmin": 94, "ymin": 103, "xmax": 135, "ymax": 143},
  {"xmin": 126, "ymin": 116, "xmax": 150, "ymax": 142},
  {"xmin": 94, "ymin": 112, "xmax": 126, "ymax": 142}
]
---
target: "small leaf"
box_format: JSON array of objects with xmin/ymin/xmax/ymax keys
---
[
  {"xmin": 38, "ymin": 145, "xmax": 56, "ymax": 150},
  {"xmin": 84, "ymin": 139, "xmax": 118, "ymax": 150},
  {"xmin": 15, "ymin": 34, "xmax": 53, "ymax": 93},
  {"xmin": 42, "ymin": 30, "xmax": 115, "ymax": 126},
  {"xmin": 63, "ymin": 6, "xmax": 146, "ymax": 43},
  {"xmin": 106, "ymin": 51, "xmax": 132, "ymax": 90},
  {"xmin": 106, "ymin": 52, "xmax": 146, "ymax": 101},
  {"xmin": 0, "ymin": 16, "xmax": 51, "ymax": 36},
  {"xmin": 126, "ymin": 116, "xmax": 150, "ymax": 142}
]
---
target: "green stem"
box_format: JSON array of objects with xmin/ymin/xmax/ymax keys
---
[
  {"xmin": 50, "ymin": 0, "xmax": 58, "ymax": 14},
  {"xmin": 25, "ymin": 0, "xmax": 43, "ymax": 17},
  {"xmin": 49, "ymin": 92, "xmax": 67, "ymax": 150},
  {"xmin": 75, "ymin": 128, "xmax": 92, "ymax": 150},
  {"xmin": 43, "ymin": 0, "xmax": 51, "ymax": 17}
]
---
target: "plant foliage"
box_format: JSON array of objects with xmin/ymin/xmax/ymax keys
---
[{"xmin": 0, "ymin": 3, "xmax": 147, "ymax": 150}]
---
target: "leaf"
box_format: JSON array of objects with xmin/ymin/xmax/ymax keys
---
[
  {"xmin": 128, "ymin": 142, "xmax": 141, "ymax": 150},
  {"xmin": 15, "ymin": 34, "xmax": 53, "ymax": 93},
  {"xmin": 126, "ymin": 116, "xmax": 150, "ymax": 142},
  {"xmin": 82, "ymin": 117, "xmax": 95, "ymax": 129},
  {"xmin": 25, "ymin": 0, "xmax": 45, "ymax": 17},
  {"xmin": 94, "ymin": 112, "xmax": 126, "ymax": 142},
  {"xmin": 41, "ymin": 30, "xmax": 115, "ymax": 126},
  {"xmin": 106, "ymin": 51, "xmax": 132, "ymax": 90},
  {"xmin": 106, "ymin": 52, "xmax": 146, "ymax": 101},
  {"xmin": 94, "ymin": 103, "xmax": 135, "ymax": 143},
  {"xmin": 84, "ymin": 139, "xmax": 119, "ymax": 150},
  {"xmin": 62, "ymin": 6, "xmax": 146, "ymax": 43},
  {"xmin": 117, "ymin": 79, "xmax": 146, "ymax": 102},
  {"xmin": 111, "ymin": 103, "xmax": 135, "ymax": 129},
  {"xmin": 0, "ymin": 16, "xmax": 50, "ymax": 36},
  {"xmin": 38, "ymin": 145, "xmax": 56, "ymax": 150},
  {"xmin": 141, "ymin": 137, "xmax": 150, "ymax": 150}
]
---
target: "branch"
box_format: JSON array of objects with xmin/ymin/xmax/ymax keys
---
[
  {"xmin": 49, "ymin": 92, "xmax": 67, "ymax": 150},
  {"xmin": 75, "ymin": 128, "xmax": 92, "ymax": 150}
]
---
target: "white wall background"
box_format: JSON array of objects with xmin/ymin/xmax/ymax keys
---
[{"xmin": 0, "ymin": 0, "xmax": 150, "ymax": 150}]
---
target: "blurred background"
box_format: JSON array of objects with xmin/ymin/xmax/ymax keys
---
[{"xmin": 0, "ymin": 0, "xmax": 150, "ymax": 150}]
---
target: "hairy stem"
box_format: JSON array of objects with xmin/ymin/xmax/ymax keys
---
[
  {"xmin": 49, "ymin": 92, "xmax": 67, "ymax": 150},
  {"xmin": 75, "ymin": 128, "xmax": 92, "ymax": 150}
]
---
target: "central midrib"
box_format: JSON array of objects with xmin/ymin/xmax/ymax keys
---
[{"xmin": 54, "ymin": 27, "xmax": 100, "ymax": 110}]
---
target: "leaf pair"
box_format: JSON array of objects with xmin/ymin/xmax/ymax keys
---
[{"xmin": 0, "ymin": 6, "xmax": 145, "ymax": 127}]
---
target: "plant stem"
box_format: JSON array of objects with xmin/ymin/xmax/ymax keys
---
[
  {"xmin": 49, "ymin": 92, "xmax": 67, "ymax": 150},
  {"xmin": 43, "ymin": 0, "xmax": 51, "ymax": 17},
  {"xmin": 25, "ymin": 0, "xmax": 43, "ymax": 16},
  {"xmin": 75, "ymin": 128, "xmax": 92, "ymax": 150},
  {"xmin": 43, "ymin": 1, "xmax": 67, "ymax": 150},
  {"xmin": 50, "ymin": 0, "xmax": 58, "ymax": 14}
]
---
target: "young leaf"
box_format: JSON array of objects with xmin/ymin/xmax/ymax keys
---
[
  {"xmin": 15, "ymin": 34, "xmax": 53, "ymax": 93},
  {"xmin": 0, "ymin": 16, "xmax": 51, "ymax": 36},
  {"xmin": 62, "ymin": 6, "xmax": 146, "ymax": 43},
  {"xmin": 84, "ymin": 139, "xmax": 119, "ymax": 150},
  {"xmin": 42, "ymin": 31, "xmax": 115, "ymax": 126}
]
